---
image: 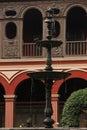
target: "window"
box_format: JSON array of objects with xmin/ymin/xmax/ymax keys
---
[
  {"xmin": 5, "ymin": 22, "xmax": 17, "ymax": 39},
  {"xmin": 5, "ymin": 10, "xmax": 16, "ymax": 17}
]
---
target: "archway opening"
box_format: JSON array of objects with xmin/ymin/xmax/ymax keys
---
[
  {"xmin": 14, "ymin": 78, "xmax": 45, "ymax": 127},
  {"xmin": 23, "ymin": 8, "xmax": 43, "ymax": 43},
  {"xmin": 66, "ymin": 6, "xmax": 87, "ymax": 41}
]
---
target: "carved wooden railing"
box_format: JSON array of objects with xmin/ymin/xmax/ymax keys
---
[
  {"xmin": 23, "ymin": 43, "xmax": 42, "ymax": 57},
  {"xmin": 23, "ymin": 41, "xmax": 87, "ymax": 57},
  {"xmin": 66, "ymin": 41, "xmax": 87, "ymax": 56}
]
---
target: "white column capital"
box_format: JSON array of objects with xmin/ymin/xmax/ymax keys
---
[
  {"xmin": 4, "ymin": 94, "xmax": 17, "ymax": 99},
  {"xmin": 51, "ymin": 94, "xmax": 59, "ymax": 98}
]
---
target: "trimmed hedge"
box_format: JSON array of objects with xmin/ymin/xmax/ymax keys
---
[{"xmin": 61, "ymin": 88, "xmax": 87, "ymax": 127}]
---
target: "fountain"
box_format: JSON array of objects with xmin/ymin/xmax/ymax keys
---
[{"xmin": 27, "ymin": 7, "xmax": 71, "ymax": 128}]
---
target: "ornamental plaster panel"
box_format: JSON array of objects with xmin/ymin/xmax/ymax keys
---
[{"xmin": 2, "ymin": 40, "xmax": 20, "ymax": 58}]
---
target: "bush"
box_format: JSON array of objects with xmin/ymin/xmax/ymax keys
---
[{"xmin": 61, "ymin": 88, "xmax": 87, "ymax": 127}]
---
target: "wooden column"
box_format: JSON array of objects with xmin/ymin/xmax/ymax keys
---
[{"xmin": 4, "ymin": 95, "xmax": 16, "ymax": 128}]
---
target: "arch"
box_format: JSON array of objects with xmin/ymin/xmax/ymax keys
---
[
  {"xmin": 52, "ymin": 70, "xmax": 87, "ymax": 94},
  {"xmin": 9, "ymin": 72, "xmax": 30, "ymax": 94},
  {"xmin": 20, "ymin": 6, "xmax": 44, "ymax": 18},
  {"xmin": 63, "ymin": 4, "xmax": 86, "ymax": 16},
  {"xmin": 0, "ymin": 75, "xmax": 9, "ymax": 94},
  {"xmin": 15, "ymin": 78, "xmax": 45, "ymax": 102},
  {"xmin": 66, "ymin": 6, "xmax": 87, "ymax": 41},
  {"xmin": 23, "ymin": 8, "xmax": 43, "ymax": 43},
  {"xmin": 14, "ymin": 77, "xmax": 45, "ymax": 127},
  {"xmin": 0, "ymin": 71, "xmax": 44, "ymax": 95}
]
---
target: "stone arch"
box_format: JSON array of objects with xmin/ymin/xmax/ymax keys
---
[
  {"xmin": 9, "ymin": 72, "xmax": 29, "ymax": 94},
  {"xmin": 20, "ymin": 6, "xmax": 44, "ymax": 18},
  {"xmin": 0, "ymin": 75, "xmax": 9, "ymax": 94},
  {"xmin": 15, "ymin": 78, "xmax": 45, "ymax": 102},
  {"xmin": 22, "ymin": 7, "xmax": 43, "ymax": 44},
  {"xmin": 0, "ymin": 72, "xmax": 29, "ymax": 94},
  {"xmin": 0, "ymin": 80, "xmax": 5, "ymax": 101},
  {"xmin": 63, "ymin": 4, "xmax": 86, "ymax": 16},
  {"xmin": 52, "ymin": 70, "xmax": 87, "ymax": 94},
  {"xmin": 14, "ymin": 75, "xmax": 45, "ymax": 127},
  {"xmin": 66, "ymin": 5, "xmax": 87, "ymax": 41}
]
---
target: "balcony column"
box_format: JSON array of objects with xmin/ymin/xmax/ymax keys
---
[
  {"xmin": 59, "ymin": 17, "xmax": 66, "ymax": 56},
  {"xmin": 63, "ymin": 17, "xmax": 66, "ymax": 56},
  {"xmin": 51, "ymin": 94, "xmax": 59, "ymax": 123},
  {"xmin": 4, "ymin": 95, "xmax": 16, "ymax": 127},
  {"xmin": 43, "ymin": 15, "xmax": 47, "ymax": 57}
]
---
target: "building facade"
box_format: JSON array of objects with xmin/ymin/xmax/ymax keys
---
[{"xmin": 0, "ymin": 0, "xmax": 87, "ymax": 128}]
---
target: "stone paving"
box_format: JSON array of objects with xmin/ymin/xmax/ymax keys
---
[{"xmin": 0, "ymin": 128, "xmax": 87, "ymax": 130}]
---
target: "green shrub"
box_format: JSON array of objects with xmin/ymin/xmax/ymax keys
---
[{"xmin": 61, "ymin": 88, "xmax": 87, "ymax": 127}]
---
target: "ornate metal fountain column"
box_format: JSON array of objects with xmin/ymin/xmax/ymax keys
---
[
  {"xmin": 43, "ymin": 79, "xmax": 54, "ymax": 128},
  {"xmin": 43, "ymin": 8, "xmax": 59, "ymax": 128},
  {"xmin": 28, "ymin": 7, "xmax": 71, "ymax": 128}
]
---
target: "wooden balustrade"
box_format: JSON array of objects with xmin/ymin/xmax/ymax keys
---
[
  {"xmin": 23, "ymin": 41, "xmax": 87, "ymax": 57},
  {"xmin": 23, "ymin": 43, "xmax": 42, "ymax": 57},
  {"xmin": 66, "ymin": 41, "xmax": 87, "ymax": 56}
]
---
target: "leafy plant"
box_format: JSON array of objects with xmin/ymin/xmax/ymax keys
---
[
  {"xmin": 61, "ymin": 88, "xmax": 87, "ymax": 127},
  {"xmin": 26, "ymin": 117, "xmax": 32, "ymax": 127},
  {"xmin": 26, "ymin": 117, "xmax": 32, "ymax": 123}
]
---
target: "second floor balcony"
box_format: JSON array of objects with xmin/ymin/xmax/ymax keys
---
[
  {"xmin": 22, "ymin": 6, "xmax": 87, "ymax": 58},
  {"xmin": 23, "ymin": 40, "xmax": 87, "ymax": 57},
  {"xmin": 2, "ymin": 5, "xmax": 87, "ymax": 59}
]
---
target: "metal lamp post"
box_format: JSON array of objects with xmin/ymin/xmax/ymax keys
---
[{"xmin": 28, "ymin": 7, "xmax": 71, "ymax": 128}]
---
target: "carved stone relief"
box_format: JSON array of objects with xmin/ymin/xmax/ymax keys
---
[
  {"xmin": 2, "ymin": 40, "xmax": 20, "ymax": 58},
  {"xmin": 51, "ymin": 46, "xmax": 63, "ymax": 57}
]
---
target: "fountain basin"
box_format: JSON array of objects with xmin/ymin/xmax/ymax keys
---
[
  {"xmin": 36, "ymin": 40, "xmax": 62, "ymax": 48},
  {"xmin": 28, "ymin": 71, "xmax": 71, "ymax": 80}
]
